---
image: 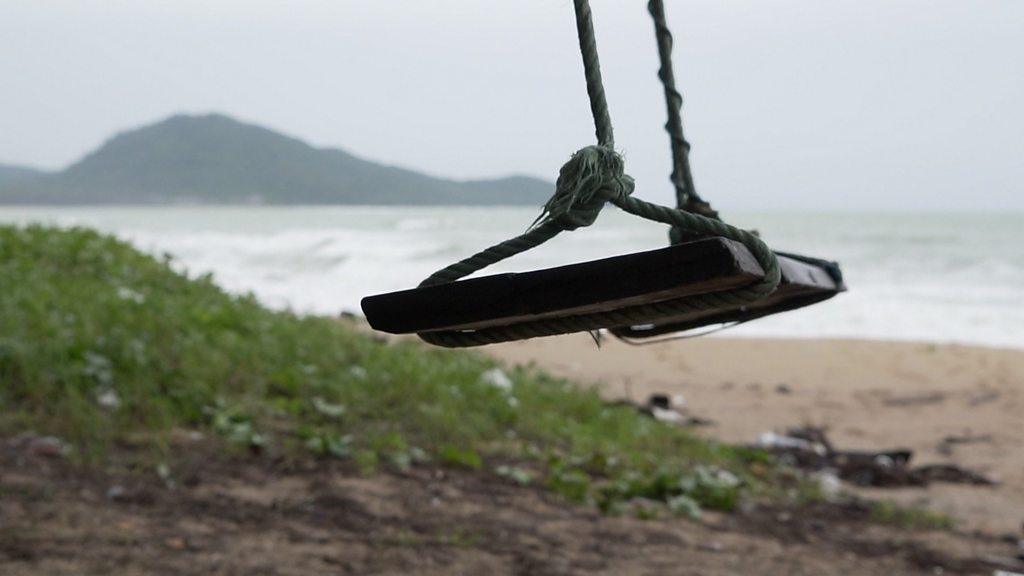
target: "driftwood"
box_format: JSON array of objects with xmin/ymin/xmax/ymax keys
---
[{"xmin": 757, "ymin": 426, "xmax": 997, "ymax": 488}]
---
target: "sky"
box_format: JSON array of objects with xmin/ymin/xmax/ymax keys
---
[{"xmin": 1, "ymin": 0, "xmax": 1021, "ymax": 211}]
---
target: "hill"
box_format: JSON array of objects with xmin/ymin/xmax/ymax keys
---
[
  {"xmin": 0, "ymin": 163, "xmax": 45, "ymax": 187},
  {"xmin": 0, "ymin": 114, "xmax": 552, "ymax": 205}
]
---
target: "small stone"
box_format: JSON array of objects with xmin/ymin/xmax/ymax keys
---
[
  {"xmin": 169, "ymin": 429, "xmax": 205, "ymax": 444},
  {"xmin": 24, "ymin": 435, "xmax": 69, "ymax": 458},
  {"xmin": 480, "ymin": 368, "xmax": 513, "ymax": 391},
  {"xmin": 116, "ymin": 286, "xmax": 146, "ymax": 304},
  {"xmin": 156, "ymin": 463, "xmax": 172, "ymax": 482},
  {"xmin": 757, "ymin": 431, "xmax": 828, "ymax": 456},
  {"xmin": 698, "ymin": 542, "xmax": 724, "ymax": 553},
  {"xmin": 650, "ymin": 407, "xmax": 686, "ymax": 425},
  {"xmin": 106, "ymin": 485, "xmax": 127, "ymax": 501},
  {"xmin": 813, "ymin": 470, "xmax": 843, "ymax": 502},
  {"xmin": 311, "ymin": 397, "xmax": 346, "ymax": 418},
  {"xmin": 96, "ymin": 388, "xmax": 121, "ymax": 409}
]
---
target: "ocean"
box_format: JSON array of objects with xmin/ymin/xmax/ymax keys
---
[{"xmin": 1, "ymin": 206, "xmax": 1021, "ymax": 349}]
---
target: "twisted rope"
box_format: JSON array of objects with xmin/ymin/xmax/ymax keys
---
[
  {"xmin": 416, "ymin": 0, "xmax": 779, "ymax": 348},
  {"xmin": 647, "ymin": 0, "xmax": 720, "ymax": 244},
  {"xmin": 574, "ymin": 0, "xmax": 615, "ymax": 148}
]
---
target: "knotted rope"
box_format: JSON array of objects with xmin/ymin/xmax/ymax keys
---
[
  {"xmin": 417, "ymin": 0, "xmax": 780, "ymax": 347},
  {"xmin": 534, "ymin": 146, "xmax": 634, "ymax": 231}
]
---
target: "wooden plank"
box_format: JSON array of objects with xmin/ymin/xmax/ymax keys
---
[
  {"xmin": 610, "ymin": 252, "xmax": 845, "ymax": 338},
  {"xmin": 361, "ymin": 237, "xmax": 766, "ymax": 334}
]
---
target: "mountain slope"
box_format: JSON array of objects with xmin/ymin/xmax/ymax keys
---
[
  {"xmin": 0, "ymin": 163, "xmax": 47, "ymax": 185},
  {"xmin": 0, "ymin": 114, "xmax": 552, "ymax": 205}
]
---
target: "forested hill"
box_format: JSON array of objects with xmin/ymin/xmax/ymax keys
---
[{"xmin": 0, "ymin": 114, "xmax": 551, "ymax": 205}]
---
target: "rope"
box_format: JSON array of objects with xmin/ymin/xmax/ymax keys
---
[
  {"xmin": 415, "ymin": 0, "xmax": 780, "ymax": 348},
  {"xmin": 616, "ymin": 321, "xmax": 748, "ymax": 346},
  {"xmin": 574, "ymin": 0, "xmax": 615, "ymax": 148},
  {"xmin": 418, "ymin": 146, "xmax": 632, "ymax": 288},
  {"xmin": 647, "ymin": 0, "xmax": 720, "ymax": 243}
]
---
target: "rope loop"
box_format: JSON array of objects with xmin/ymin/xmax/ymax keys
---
[{"xmin": 533, "ymin": 145, "xmax": 634, "ymax": 231}]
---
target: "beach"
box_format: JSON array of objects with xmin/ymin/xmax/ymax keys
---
[
  {"xmin": 485, "ymin": 336, "xmax": 1024, "ymax": 533},
  {"xmin": 3, "ymin": 223, "xmax": 1024, "ymax": 575}
]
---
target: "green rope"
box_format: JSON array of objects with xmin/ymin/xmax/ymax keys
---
[
  {"xmin": 648, "ymin": 0, "xmax": 700, "ymax": 210},
  {"xmin": 418, "ymin": 146, "xmax": 633, "ymax": 288},
  {"xmin": 416, "ymin": 0, "xmax": 780, "ymax": 348},
  {"xmin": 573, "ymin": 0, "xmax": 615, "ymax": 148},
  {"xmin": 647, "ymin": 0, "xmax": 720, "ymax": 244}
]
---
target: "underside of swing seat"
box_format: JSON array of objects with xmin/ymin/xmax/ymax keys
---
[
  {"xmin": 610, "ymin": 251, "xmax": 845, "ymax": 339},
  {"xmin": 360, "ymin": 237, "xmax": 844, "ymax": 336}
]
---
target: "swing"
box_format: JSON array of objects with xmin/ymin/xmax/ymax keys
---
[
  {"xmin": 361, "ymin": 0, "xmax": 844, "ymax": 348},
  {"xmin": 611, "ymin": 252, "xmax": 845, "ymax": 340}
]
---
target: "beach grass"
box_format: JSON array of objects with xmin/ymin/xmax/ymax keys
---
[
  {"xmin": 869, "ymin": 500, "xmax": 955, "ymax": 530},
  {"xmin": 0, "ymin": 224, "xmax": 770, "ymax": 513}
]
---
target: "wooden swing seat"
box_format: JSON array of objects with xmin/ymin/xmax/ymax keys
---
[
  {"xmin": 610, "ymin": 251, "xmax": 845, "ymax": 339},
  {"xmin": 361, "ymin": 237, "xmax": 843, "ymax": 336}
]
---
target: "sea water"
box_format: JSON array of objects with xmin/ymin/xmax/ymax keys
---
[{"xmin": 1, "ymin": 206, "xmax": 1021, "ymax": 349}]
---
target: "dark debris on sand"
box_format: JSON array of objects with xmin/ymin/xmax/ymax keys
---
[{"xmin": 756, "ymin": 426, "xmax": 997, "ymax": 488}]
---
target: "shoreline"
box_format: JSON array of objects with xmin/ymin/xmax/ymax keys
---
[{"xmin": 2, "ymin": 207, "xmax": 1022, "ymax": 352}]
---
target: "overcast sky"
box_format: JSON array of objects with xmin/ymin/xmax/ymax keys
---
[{"xmin": 2, "ymin": 1, "xmax": 1021, "ymax": 210}]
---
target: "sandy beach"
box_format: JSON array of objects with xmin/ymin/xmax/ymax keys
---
[{"xmin": 484, "ymin": 336, "xmax": 1024, "ymax": 534}]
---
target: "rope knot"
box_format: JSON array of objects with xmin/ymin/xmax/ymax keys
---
[{"xmin": 532, "ymin": 145, "xmax": 634, "ymax": 231}]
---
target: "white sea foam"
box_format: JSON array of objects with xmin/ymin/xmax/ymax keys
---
[{"xmin": 1, "ymin": 206, "xmax": 1021, "ymax": 349}]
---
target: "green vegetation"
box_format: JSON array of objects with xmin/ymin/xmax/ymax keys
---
[
  {"xmin": 0, "ymin": 114, "xmax": 551, "ymax": 205},
  {"xmin": 1, "ymin": 224, "xmax": 778, "ymax": 515},
  {"xmin": 869, "ymin": 500, "xmax": 956, "ymax": 530}
]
